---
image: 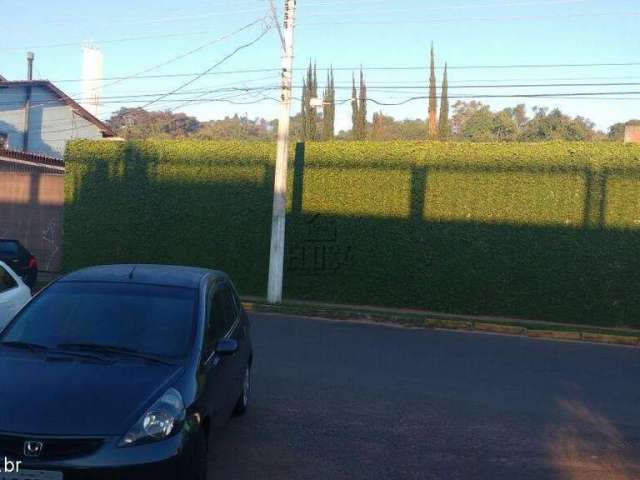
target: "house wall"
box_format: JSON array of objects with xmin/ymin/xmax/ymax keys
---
[
  {"xmin": 0, "ymin": 159, "xmax": 64, "ymax": 272},
  {"xmin": 0, "ymin": 84, "xmax": 103, "ymax": 158}
]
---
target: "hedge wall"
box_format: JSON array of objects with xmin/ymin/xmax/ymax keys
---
[{"xmin": 64, "ymin": 140, "xmax": 640, "ymax": 328}]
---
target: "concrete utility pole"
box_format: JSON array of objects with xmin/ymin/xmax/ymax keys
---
[{"xmin": 267, "ymin": 0, "xmax": 297, "ymax": 304}]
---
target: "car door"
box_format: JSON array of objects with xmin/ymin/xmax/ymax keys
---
[
  {"xmin": 200, "ymin": 280, "xmax": 238, "ymax": 425},
  {"xmin": 217, "ymin": 282, "xmax": 246, "ymax": 403},
  {"xmin": 0, "ymin": 263, "xmax": 29, "ymax": 330}
]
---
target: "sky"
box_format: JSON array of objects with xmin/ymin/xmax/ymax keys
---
[{"xmin": 1, "ymin": 0, "xmax": 639, "ymax": 133}]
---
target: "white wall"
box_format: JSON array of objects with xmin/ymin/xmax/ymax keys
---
[{"xmin": 0, "ymin": 84, "xmax": 103, "ymax": 158}]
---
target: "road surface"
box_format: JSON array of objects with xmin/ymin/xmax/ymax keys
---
[{"xmin": 208, "ymin": 313, "xmax": 640, "ymax": 480}]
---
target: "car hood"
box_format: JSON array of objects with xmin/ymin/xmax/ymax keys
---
[{"xmin": 0, "ymin": 352, "xmax": 184, "ymax": 436}]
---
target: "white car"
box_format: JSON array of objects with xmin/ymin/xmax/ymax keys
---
[{"xmin": 0, "ymin": 260, "xmax": 31, "ymax": 330}]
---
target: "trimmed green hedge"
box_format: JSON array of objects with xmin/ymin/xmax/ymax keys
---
[{"xmin": 64, "ymin": 140, "xmax": 640, "ymax": 327}]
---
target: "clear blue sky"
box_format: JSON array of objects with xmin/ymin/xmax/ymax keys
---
[{"xmin": 1, "ymin": 0, "xmax": 638, "ymax": 132}]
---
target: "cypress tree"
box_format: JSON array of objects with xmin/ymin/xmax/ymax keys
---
[
  {"xmin": 358, "ymin": 68, "xmax": 368, "ymax": 140},
  {"xmin": 300, "ymin": 75, "xmax": 308, "ymax": 141},
  {"xmin": 428, "ymin": 43, "xmax": 438, "ymax": 138},
  {"xmin": 351, "ymin": 73, "xmax": 359, "ymax": 139},
  {"xmin": 301, "ymin": 61, "xmax": 318, "ymax": 141},
  {"xmin": 322, "ymin": 67, "xmax": 335, "ymax": 140},
  {"xmin": 438, "ymin": 63, "xmax": 450, "ymax": 139},
  {"xmin": 310, "ymin": 62, "xmax": 318, "ymax": 140}
]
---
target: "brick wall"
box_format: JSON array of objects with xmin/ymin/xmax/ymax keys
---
[
  {"xmin": 0, "ymin": 160, "xmax": 64, "ymax": 272},
  {"xmin": 624, "ymin": 125, "xmax": 640, "ymax": 144}
]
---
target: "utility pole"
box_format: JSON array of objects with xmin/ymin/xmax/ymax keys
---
[{"xmin": 267, "ymin": 0, "xmax": 297, "ymax": 304}]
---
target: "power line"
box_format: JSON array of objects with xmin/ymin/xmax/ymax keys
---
[
  {"xmin": 46, "ymin": 61, "xmax": 640, "ymax": 84},
  {"xmin": 4, "ymin": 83, "xmax": 640, "ymax": 112},
  {"xmin": 93, "ymin": 17, "xmax": 270, "ymax": 94},
  {"xmin": 139, "ymin": 22, "xmax": 273, "ymax": 110}
]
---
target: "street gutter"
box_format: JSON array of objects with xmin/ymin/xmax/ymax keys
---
[{"xmin": 241, "ymin": 297, "xmax": 640, "ymax": 347}]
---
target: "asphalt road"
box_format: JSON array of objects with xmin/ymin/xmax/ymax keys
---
[{"xmin": 208, "ymin": 313, "xmax": 640, "ymax": 480}]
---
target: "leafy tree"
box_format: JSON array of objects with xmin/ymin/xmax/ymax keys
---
[
  {"xmin": 492, "ymin": 110, "xmax": 519, "ymax": 141},
  {"xmin": 195, "ymin": 115, "xmax": 275, "ymax": 141},
  {"xmin": 107, "ymin": 108, "xmax": 200, "ymax": 139},
  {"xmin": 371, "ymin": 111, "xmax": 385, "ymax": 140},
  {"xmin": 361, "ymin": 113, "xmax": 427, "ymax": 141},
  {"xmin": 438, "ymin": 63, "xmax": 450, "ymax": 139},
  {"xmin": 428, "ymin": 43, "xmax": 437, "ymax": 138},
  {"xmin": 451, "ymin": 101, "xmax": 486, "ymax": 137},
  {"xmin": 462, "ymin": 105, "xmax": 495, "ymax": 141},
  {"xmin": 322, "ymin": 67, "xmax": 335, "ymax": 140},
  {"xmin": 521, "ymin": 107, "xmax": 597, "ymax": 141}
]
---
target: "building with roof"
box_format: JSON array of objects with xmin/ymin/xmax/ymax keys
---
[{"xmin": 0, "ymin": 53, "xmax": 115, "ymax": 159}]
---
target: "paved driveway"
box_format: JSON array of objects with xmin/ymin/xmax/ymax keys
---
[{"xmin": 208, "ymin": 313, "xmax": 640, "ymax": 480}]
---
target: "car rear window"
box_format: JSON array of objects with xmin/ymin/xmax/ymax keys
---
[
  {"xmin": 1, "ymin": 281, "xmax": 197, "ymax": 359},
  {"xmin": 0, "ymin": 241, "xmax": 18, "ymax": 256}
]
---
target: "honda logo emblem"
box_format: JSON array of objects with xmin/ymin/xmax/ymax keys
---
[{"xmin": 23, "ymin": 440, "xmax": 44, "ymax": 457}]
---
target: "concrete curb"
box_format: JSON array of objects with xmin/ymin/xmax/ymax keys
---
[{"xmin": 242, "ymin": 301, "xmax": 640, "ymax": 348}]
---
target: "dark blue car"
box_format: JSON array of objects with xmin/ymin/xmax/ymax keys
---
[{"xmin": 0, "ymin": 264, "xmax": 253, "ymax": 479}]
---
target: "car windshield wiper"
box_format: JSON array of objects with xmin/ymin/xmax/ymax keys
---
[
  {"xmin": 0, "ymin": 341, "xmax": 49, "ymax": 352},
  {"xmin": 56, "ymin": 343, "xmax": 175, "ymax": 366}
]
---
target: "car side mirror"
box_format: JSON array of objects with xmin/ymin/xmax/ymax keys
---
[{"xmin": 215, "ymin": 338, "xmax": 238, "ymax": 356}]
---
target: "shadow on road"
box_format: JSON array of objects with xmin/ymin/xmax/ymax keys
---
[{"xmin": 547, "ymin": 399, "xmax": 640, "ymax": 480}]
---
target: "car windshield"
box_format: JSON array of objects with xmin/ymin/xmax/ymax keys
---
[{"xmin": 0, "ymin": 281, "xmax": 197, "ymax": 360}]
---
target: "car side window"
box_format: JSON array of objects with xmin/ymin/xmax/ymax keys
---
[
  {"xmin": 204, "ymin": 286, "xmax": 216, "ymax": 358},
  {"xmin": 204, "ymin": 285, "xmax": 230, "ymax": 356},
  {"xmin": 0, "ymin": 265, "xmax": 17, "ymax": 294},
  {"xmin": 219, "ymin": 284, "xmax": 238, "ymax": 333}
]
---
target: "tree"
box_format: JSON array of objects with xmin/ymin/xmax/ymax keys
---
[
  {"xmin": 195, "ymin": 115, "xmax": 275, "ymax": 141},
  {"xmin": 521, "ymin": 107, "xmax": 597, "ymax": 141},
  {"xmin": 299, "ymin": 75, "xmax": 308, "ymax": 140},
  {"xmin": 356, "ymin": 68, "xmax": 368, "ymax": 140},
  {"xmin": 371, "ymin": 111, "xmax": 385, "ymax": 140},
  {"xmin": 492, "ymin": 110, "xmax": 519, "ymax": 141},
  {"xmin": 438, "ymin": 63, "xmax": 450, "ymax": 139},
  {"xmin": 106, "ymin": 108, "xmax": 200, "ymax": 139},
  {"xmin": 351, "ymin": 73, "xmax": 359, "ymax": 140},
  {"xmin": 428, "ymin": 43, "xmax": 438, "ymax": 138},
  {"xmin": 462, "ymin": 105, "xmax": 495, "ymax": 141},
  {"xmin": 300, "ymin": 61, "xmax": 318, "ymax": 141},
  {"xmin": 451, "ymin": 101, "xmax": 486, "ymax": 137},
  {"xmin": 322, "ymin": 67, "xmax": 335, "ymax": 140}
]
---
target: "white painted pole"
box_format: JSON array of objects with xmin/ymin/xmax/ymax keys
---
[{"xmin": 267, "ymin": 0, "xmax": 297, "ymax": 304}]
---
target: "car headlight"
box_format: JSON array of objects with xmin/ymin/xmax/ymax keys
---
[{"xmin": 119, "ymin": 388, "xmax": 186, "ymax": 447}]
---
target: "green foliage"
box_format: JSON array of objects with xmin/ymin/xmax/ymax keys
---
[
  {"xmin": 357, "ymin": 69, "xmax": 368, "ymax": 140},
  {"xmin": 194, "ymin": 115, "xmax": 275, "ymax": 141},
  {"xmin": 107, "ymin": 108, "xmax": 200, "ymax": 139},
  {"xmin": 65, "ymin": 140, "xmax": 640, "ymax": 328},
  {"xmin": 438, "ymin": 64, "xmax": 450, "ymax": 139},
  {"xmin": 521, "ymin": 107, "xmax": 597, "ymax": 141},
  {"xmin": 322, "ymin": 68, "xmax": 336, "ymax": 140},
  {"xmin": 350, "ymin": 74, "xmax": 359, "ymax": 140},
  {"xmin": 428, "ymin": 44, "xmax": 437, "ymax": 138},
  {"xmin": 300, "ymin": 61, "xmax": 319, "ymax": 141}
]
